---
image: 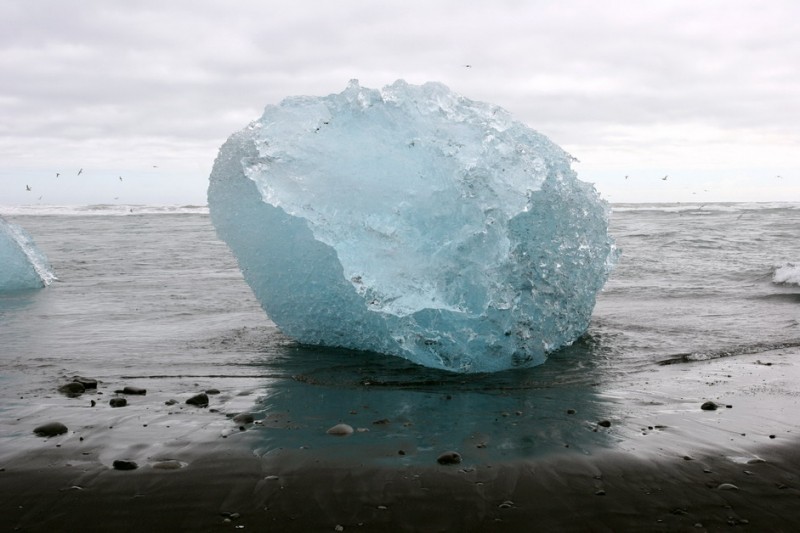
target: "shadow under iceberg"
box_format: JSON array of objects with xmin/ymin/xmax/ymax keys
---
[{"xmin": 240, "ymin": 335, "xmax": 619, "ymax": 466}]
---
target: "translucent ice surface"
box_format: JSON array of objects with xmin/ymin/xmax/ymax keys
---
[
  {"xmin": 0, "ymin": 217, "xmax": 55, "ymax": 291},
  {"xmin": 209, "ymin": 80, "xmax": 617, "ymax": 372}
]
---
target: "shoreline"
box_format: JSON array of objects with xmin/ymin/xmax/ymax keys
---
[{"xmin": 3, "ymin": 347, "xmax": 800, "ymax": 531}]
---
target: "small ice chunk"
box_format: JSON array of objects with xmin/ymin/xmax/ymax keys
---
[{"xmin": 0, "ymin": 217, "xmax": 56, "ymax": 292}]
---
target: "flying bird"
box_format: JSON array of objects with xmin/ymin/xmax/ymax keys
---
[
  {"xmin": 77, "ymin": 168, "xmax": 83, "ymax": 175},
  {"xmin": 26, "ymin": 185, "xmax": 31, "ymax": 191},
  {"xmin": 624, "ymin": 175, "xmax": 629, "ymax": 179},
  {"xmin": 56, "ymin": 172, "xmax": 60, "ymax": 178},
  {"xmin": 662, "ymin": 175, "xmax": 668, "ymax": 181},
  {"xmin": 119, "ymin": 176, "xmax": 123, "ymax": 181}
]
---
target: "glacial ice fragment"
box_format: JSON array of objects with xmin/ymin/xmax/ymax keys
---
[
  {"xmin": 209, "ymin": 80, "xmax": 617, "ymax": 372},
  {"xmin": 0, "ymin": 217, "xmax": 55, "ymax": 292}
]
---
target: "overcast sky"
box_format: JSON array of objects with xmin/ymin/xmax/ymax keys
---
[{"xmin": 1, "ymin": 0, "xmax": 798, "ymax": 206}]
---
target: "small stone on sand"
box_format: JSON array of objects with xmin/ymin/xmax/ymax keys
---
[
  {"xmin": 72, "ymin": 376, "xmax": 98, "ymax": 389},
  {"xmin": 121, "ymin": 386, "xmax": 147, "ymax": 395},
  {"xmin": 109, "ymin": 398, "xmax": 127, "ymax": 408},
  {"xmin": 597, "ymin": 420, "xmax": 611, "ymax": 428},
  {"xmin": 206, "ymin": 388, "xmax": 221, "ymax": 395},
  {"xmin": 717, "ymin": 483, "xmax": 739, "ymax": 491},
  {"xmin": 232, "ymin": 412, "xmax": 254, "ymax": 424},
  {"xmin": 151, "ymin": 460, "xmax": 185, "ymax": 470},
  {"xmin": 165, "ymin": 399, "xmax": 178, "ymax": 405},
  {"xmin": 58, "ymin": 382, "xmax": 85, "ymax": 396},
  {"xmin": 436, "ymin": 451, "xmax": 462, "ymax": 465},
  {"xmin": 112, "ymin": 459, "xmax": 138, "ymax": 471},
  {"xmin": 33, "ymin": 422, "xmax": 68, "ymax": 437},
  {"xmin": 701, "ymin": 401, "xmax": 718, "ymax": 411},
  {"xmin": 186, "ymin": 393, "xmax": 209, "ymax": 407},
  {"xmin": 326, "ymin": 423, "xmax": 354, "ymax": 436},
  {"xmin": 567, "ymin": 409, "xmax": 576, "ymax": 415}
]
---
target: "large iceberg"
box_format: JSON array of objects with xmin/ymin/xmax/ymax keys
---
[
  {"xmin": 0, "ymin": 217, "xmax": 56, "ymax": 291},
  {"xmin": 209, "ymin": 80, "xmax": 616, "ymax": 372}
]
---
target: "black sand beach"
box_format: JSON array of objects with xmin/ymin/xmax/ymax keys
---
[{"xmin": 3, "ymin": 347, "xmax": 800, "ymax": 532}]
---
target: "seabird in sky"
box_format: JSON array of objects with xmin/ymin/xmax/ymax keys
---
[
  {"xmin": 662, "ymin": 175, "xmax": 668, "ymax": 180},
  {"xmin": 25, "ymin": 185, "xmax": 31, "ymax": 191},
  {"xmin": 77, "ymin": 168, "xmax": 83, "ymax": 175}
]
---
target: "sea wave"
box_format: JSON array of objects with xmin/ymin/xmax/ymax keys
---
[
  {"xmin": 611, "ymin": 202, "xmax": 800, "ymax": 214},
  {"xmin": 773, "ymin": 263, "xmax": 800, "ymax": 286},
  {"xmin": 0, "ymin": 204, "xmax": 209, "ymax": 216}
]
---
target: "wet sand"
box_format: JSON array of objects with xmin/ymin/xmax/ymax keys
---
[
  {"xmin": 3, "ymin": 347, "xmax": 800, "ymax": 532},
  {"xmin": 2, "ymin": 442, "xmax": 799, "ymax": 532}
]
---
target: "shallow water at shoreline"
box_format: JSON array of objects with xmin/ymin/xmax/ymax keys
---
[{"xmin": 1, "ymin": 204, "xmax": 799, "ymax": 467}]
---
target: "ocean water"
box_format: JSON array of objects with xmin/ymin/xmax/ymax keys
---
[{"xmin": 1, "ymin": 202, "xmax": 798, "ymax": 465}]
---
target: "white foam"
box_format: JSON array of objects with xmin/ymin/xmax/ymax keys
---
[
  {"xmin": 773, "ymin": 263, "xmax": 800, "ymax": 286},
  {"xmin": 0, "ymin": 204, "xmax": 209, "ymax": 216}
]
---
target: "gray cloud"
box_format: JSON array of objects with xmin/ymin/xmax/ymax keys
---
[{"xmin": 1, "ymin": 0, "xmax": 798, "ymax": 204}]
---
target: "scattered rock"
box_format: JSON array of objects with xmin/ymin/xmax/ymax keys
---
[
  {"xmin": 595, "ymin": 489, "xmax": 606, "ymax": 496},
  {"xmin": 112, "ymin": 460, "xmax": 138, "ymax": 471},
  {"xmin": 436, "ymin": 451, "xmax": 462, "ymax": 465},
  {"xmin": 326, "ymin": 423, "xmax": 354, "ymax": 436},
  {"xmin": 164, "ymin": 399, "xmax": 178, "ymax": 406},
  {"xmin": 683, "ymin": 455, "xmax": 693, "ymax": 461},
  {"xmin": 206, "ymin": 388, "xmax": 221, "ymax": 395},
  {"xmin": 186, "ymin": 393, "xmax": 209, "ymax": 407},
  {"xmin": 109, "ymin": 398, "xmax": 127, "ymax": 408},
  {"xmin": 717, "ymin": 483, "xmax": 739, "ymax": 491},
  {"xmin": 746, "ymin": 458, "xmax": 766, "ymax": 464},
  {"xmin": 33, "ymin": 422, "xmax": 68, "ymax": 437},
  {"xmin": 90, "ymin": 400, "xmax": 96, "ymax": 407},
  {"xmin": 701, "ymin": 401, "xmax": 718, "ymax": 411},
  {"xmin": 72, "ymin": 376, "xmax": 98, "ymax": 389},
  {"xmin": 597, "ymin": 420, "xmax": 612, "ymax": 428},
  {"xmin": 769, "ymin": 434, "xmax": 776, "ymax": 439},
  {"xmin": 498, "ymin": 500, "xmax": 514, "ymax": 509},
  {"xmin": 566, "ymin": 409, "xmax": 576, "ymax": 415},
  {"xmin": 151, "ymin": 460, "xmax": 185, "ymax": 470},
  {"xmin": 232, "ymin": 412, "xmax": 254, "ymax": 424},
  {"xmin": 58, "ymin": 382, "xmax": 85, "ymax": 396},
  {"xmin": 372, "ymin": 418, "xmax": 391, "ymax": 425},
  {"xmin": 121, "ymin": 386, "xmax": 147, "ymax": 395}
]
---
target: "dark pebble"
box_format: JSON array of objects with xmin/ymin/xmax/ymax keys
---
[
  {"xmin": 398, "ymin": 450, "xmax": 406, "ymax": 455},
  {"xmin": 372, "ymin": 418, "xmax": 391, "ymax": 425},
  {"xmin": 112, "ymin": 460, "xmax": 138, "ymax": 471},
  {"xmin": 769, "ymin": 434, "xmax": 776, "ymax": 439},
  {"xmin": 33, "ymin": 422, "xmax": 68, "ymax": 437},
  {"xmin": 567, "ymin": 409, "xmax": 576, "ymax": 415},
  {"xmin": 121, "ymin": 386, "xmax": 147, "ymax": 395},
  {"xmin": 58, "ymin": 382, "xmax": 85, "ymax": 396},
  {"xmin": 186, "ymin": 393, "xmax": 209, "ymax": 407},
  {"xmin": 232, "ymin": 412, "xmax": 254, "ymax": 424},
  {"xmin": 72, "ymin": 376, "xmax": 98, "ymax": 389},
  {"xmin": 437, "ymin": 451, "xmax": 462, "ymax": 465},
  {"xmin": 206, "ymin": 388, "xmax": 221, "ymax": 395},
  {"xmin": 109, "ymin": 398, "xmax": 127, "ymax": 408},
  {"xmin": 701, "ymin": 401, "xmax": 718, "ymax": 411},
  {"xmin": 598, "ymin": 420, "xmax": 612, "ymax": 428},
  {"xmin": 164, "ymin": 399, "xmax": 178, "ymax": 406},
  {"xmin": 90, "ymin": 400, "xmax": 96, "ymax": 407}
]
